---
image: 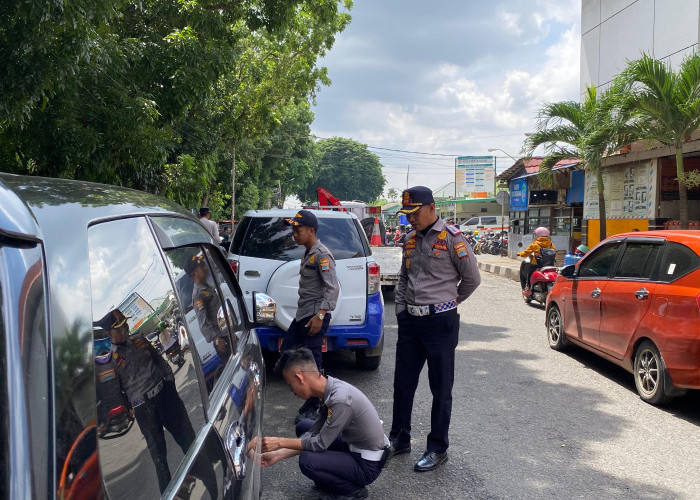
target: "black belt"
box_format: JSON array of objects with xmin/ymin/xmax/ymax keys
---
[{"xmin": 132, "ymin": 379, "xmax": 164, "ymax": 407}]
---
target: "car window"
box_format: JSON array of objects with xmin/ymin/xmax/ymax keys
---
[
  {"xmin": 150, "ymin": 215, "xmax": 211, "ymax": 249},
  {"xmin": 164, "ymin": 245, "xmax": 237, "ymax": 395},
  {"xmin": 482, "ymin": 217, "xmax": 497, "ymax": 225},
  {"xmin": 578, "ymin": 242, "xmax": 622, "ymax": 278},
  {"xmin": 464, "ymin": 217, "xmax": 478, "ymax": 225},
  {"xmin": 88, "ymin": 217, "xmax": 207, "ymax": 499},
  {"xmin": 657, "ymin": 241, "xmax": 700, "ymax": 282},
  {"xmin": 236, "ymin": 216, "xmax": 366, "ymax": 261},
  {"xmin": 614, "ymin": 242, "xmax": 661, "ymax": 279}
]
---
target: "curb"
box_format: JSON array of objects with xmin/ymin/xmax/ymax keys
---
[{"xmin": 477, "ymin": 261, "xmax": 520, "ymax": 282}]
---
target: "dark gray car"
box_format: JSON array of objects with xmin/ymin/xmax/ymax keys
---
[{"xmin": 0, "ymin": 173, "xmax": 272, "ymax": 499}]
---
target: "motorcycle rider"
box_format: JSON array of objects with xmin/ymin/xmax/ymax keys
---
[{"xmin": 517, "ymin": 227, "xmax": 556, "ymax": 292}]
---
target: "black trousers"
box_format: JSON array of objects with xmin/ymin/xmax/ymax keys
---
[
  {"xmin": 134, "ymin": 379, "xmax": 216, "ymax": 495},
  {"xmin": 295, "ymin": 418, "xmax": 382, "ymax": 495},
  {"xmin": 390, "ymin": 308, "xmax": 460, "ymax": 454},
  {"xmin": 282, "ymin": 314, "xmax": 331, "ymax": 371},
  {"xmin": 520, "ymin": 261, "xmax": 536, "ymax": 289}
]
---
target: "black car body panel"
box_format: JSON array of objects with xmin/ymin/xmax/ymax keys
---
[{"xmin": 0, "ymin": 173, "xmax": 264, "ymax": 499}]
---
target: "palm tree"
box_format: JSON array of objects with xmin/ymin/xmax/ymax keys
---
[
  {"xmin": 524, "ymin": 84, "xmax": 636, "ymax": 243},
  {"xmin": 623, "ymin": 53, "xmax": 700, "ymax": 229}
]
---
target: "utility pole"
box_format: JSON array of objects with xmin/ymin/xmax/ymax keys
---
[
  {"xmin": 231, "ymin": 146, "xmax": 236, "ymax": 225},
  {"xmin": 406, "ymin": 164, "xmax": 410, "ymax": 188}
]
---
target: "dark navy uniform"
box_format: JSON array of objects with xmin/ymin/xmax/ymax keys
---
[
  {"xmin": 390, "ymin": 215, "xmax": 481, "ymax": 455},
  {"xmin": 295, "ymin": 376, "xmax": 389, "ymax": 496}
]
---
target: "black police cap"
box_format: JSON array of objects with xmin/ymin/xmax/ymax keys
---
[
  {"xmin": 398, "ymin": 186, "xmax": 435, "ymax": 214},
  {"xmin": 284, "ymin": 209, "xmax": 318, "ymax": 230}
]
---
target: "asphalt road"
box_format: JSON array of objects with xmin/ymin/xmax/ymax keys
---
[{"xmin": 259, "ymin": 272, "xmax": 700, "ymax": 500}]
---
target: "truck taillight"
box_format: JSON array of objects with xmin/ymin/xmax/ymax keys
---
[
  {"xmin": 368, "ymin": 262, "xmax": 380, "ymax": 295},
  {"xmin": 229, "ymin": 260, "xmax": 238, "ymax": 278}
]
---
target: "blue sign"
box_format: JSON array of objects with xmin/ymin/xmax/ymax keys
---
[{"xmin": 509, "ymin": 178, "xmax": 528, "ymax": 210}]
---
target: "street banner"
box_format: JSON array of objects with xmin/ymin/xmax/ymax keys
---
[{"xmin": 455, "ymin": 156, "xmax": 495, "ymax": 197}]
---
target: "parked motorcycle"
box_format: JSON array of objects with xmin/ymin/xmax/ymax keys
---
[
  {"xmin": 522, "ymin": 264, "xmax": 559, "ymax": 306},
  {"xmin": 95, "ymin": 337, "xmax": 135, "ymax": 439},
  {"xmin": 157, "ymin": 320, "xmax": 185, "ymax": 368}
]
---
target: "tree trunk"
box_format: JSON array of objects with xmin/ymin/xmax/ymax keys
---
[
  {"xmin": 676, "ymin": 147, "xmax": 689, "ymax": 229},
  {"xmin": 201, "ymin": 192, "xmax": 209, "ymax": 208},
  {"xmin": 596, "ymin": 167, "xmax": 607, "ymax": 241}
]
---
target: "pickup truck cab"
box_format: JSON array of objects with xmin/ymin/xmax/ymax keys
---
[{"xmin": 228, "ymin": 209, "xmax": 384, "ymax": 369}]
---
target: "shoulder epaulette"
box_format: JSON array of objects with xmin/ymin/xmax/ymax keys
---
[{"xmin": 446, "ymin": 225, "xmax": 462, "ymax": 235}]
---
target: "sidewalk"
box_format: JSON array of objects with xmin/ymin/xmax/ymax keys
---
[{"xmin": 475, "ymin": 253, "xmax": 521, "ymax": 282}]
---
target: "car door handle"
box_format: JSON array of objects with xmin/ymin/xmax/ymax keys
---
[
  {"xmin": 225, "ymin": 420, "xmax": 247, "ymax": 480},
  {"xmin": 635, "ymin": 287, "xmax": 649, "ymax": 300},
  {"xmin": 244, "ymin": 270, "xmax": 260, "ymax": 277},
  {"xmin": 590, "ymin": 287, "xmax": 601, "ymax": 299}
]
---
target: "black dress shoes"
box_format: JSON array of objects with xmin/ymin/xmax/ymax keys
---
[
  {"xmin": 414, "ymin": 451, "xmax": 448, "ymax": 472},
  {"xmin": 389, "ymin": 438, "xmax": 411, "ymax": 456},
  {"xmin": 317, "ymin": 487, "xmax": 369, "ymax": 500}
]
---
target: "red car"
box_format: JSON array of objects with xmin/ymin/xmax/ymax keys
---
[{"xmin": 545, "ymin": 231, "xmax": 700, "ymax": 405}]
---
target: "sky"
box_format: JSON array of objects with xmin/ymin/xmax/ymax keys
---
[{"xmin": 310, "ymin": 0, "xmax": 582, "ymax": 199}]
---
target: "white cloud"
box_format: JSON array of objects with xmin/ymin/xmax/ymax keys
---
[{"xmin": 311, "ymin": 0, "xmax": 582, "ymax": 193}]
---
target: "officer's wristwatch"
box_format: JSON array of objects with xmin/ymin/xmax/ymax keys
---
[{"xmin": 316, "ymin": 312, "xmax": 325, "ymax": 320}]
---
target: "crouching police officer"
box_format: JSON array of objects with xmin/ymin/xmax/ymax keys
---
[
  {"xmin": 282, "ymin": 210, "xmax": 339, "ymax": 421},
  {"xmin": 389, "ymin": 186, "xmax": 481, "ymax": 472},
  {"xmin": 254, "ymin": 348, "xmax": 389, "ymax": 500}
]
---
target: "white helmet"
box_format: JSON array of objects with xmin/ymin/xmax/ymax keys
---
[{"xmin": 534, "ymin": 226, "xmax": 550, "ymax": 237}]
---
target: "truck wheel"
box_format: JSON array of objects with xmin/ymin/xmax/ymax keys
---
[{"xmin": 355, "ymin": 348, "xmax": 381, "ymax": 370}]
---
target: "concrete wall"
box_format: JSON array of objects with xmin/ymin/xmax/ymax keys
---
[{"xmin": 581, "ymin": 0, "xmax": 700, "ymax": 95}]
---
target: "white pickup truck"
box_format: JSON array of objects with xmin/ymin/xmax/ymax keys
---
[{"xmin": 371, "ymin": 246, "xmax": 403, "ymax": 291}]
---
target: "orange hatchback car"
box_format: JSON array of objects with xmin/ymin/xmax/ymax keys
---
[{"xmin": 545, "ymin": 231, "xmax": 700, "ymax": 405}]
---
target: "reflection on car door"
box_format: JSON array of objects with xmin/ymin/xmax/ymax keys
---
[
  {"xmin": 598, "ymin": 241, "xmax": 661, "ymax": 359},
  {"xmin": 566, "ymin": 242, "xmax": 622, "ymax": 347}
]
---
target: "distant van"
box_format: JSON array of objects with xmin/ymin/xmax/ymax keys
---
[{"xmin": 459, "ymin": 215, "xmax": 509, "ymax": 233}]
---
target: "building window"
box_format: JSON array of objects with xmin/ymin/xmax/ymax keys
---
[
  {"xmin": 510, "ymin": 210, "xmax": 527, "ymax": 235},
  {"xmin": 528, "ymin": 207, "xmax": 551, "ymax": 232},
  {"xmin": 551, "ymin": 207, "xmax": 572, "ymax": 236}
]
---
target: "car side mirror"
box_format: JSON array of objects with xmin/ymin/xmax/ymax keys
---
[
  {"xmin": 253, "ymin": 292, "xmax": 276, "ymax": 325},
  {"xmin": 559, "ymin": 264, "xmax": 576, "ymax": 278}
]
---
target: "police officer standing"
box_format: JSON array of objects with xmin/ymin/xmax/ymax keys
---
[
  {"xmin": 389, "ymin": 186, "xmax": 481, "ymax": 472},
  {"xmin": 255, "ymin": 348, "xmax": 389, "ymax": 500},
  {"xmin": 199, "ymin": 206, "xmax": 219, "ymax": 241},
  {"xmin": 282, "ymin": 210, "xmax": 339, "ymax": 420},
  {"xmin": 94, "ymin": 308, "xmax": 216, "ymax": 495},
  {"xmin": 185, "ymin": 252, "xmax": 233, "ymax": 358}
]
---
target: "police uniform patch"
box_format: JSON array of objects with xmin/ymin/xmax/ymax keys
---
[
  {"xmin": 309, "ymin": 254, "xmax": 316, "ymax": 264},
  {"xmin": 433, "ymin": 250, "xmax": 441, "ymax": 257},
  {"xmin": 454, "ymin": 241, "xmax": 468, "ymax": 258},
  {"xmin": 320, "ymin": 257, "xmax": 330, "ymax": 272},
  {"xmin": 404, "ymin": 239, "xmax": 417, "ymax": 250},
  {"xmin": 405, "ymin": 259, "xmax": 411, "ymax": 268},
  {"xmin": 402, "ymin": 191, "xmax": 412, "ymax": 205},
  {"xmin": 438, "ymin": 230, "xmax": 447, "ymax": 239},
  {"xmin": 405, "ymin": 249, "xmax": 412, "ymax": 256},
  {"xmin": 97, "ymin": 368, "xmax": 116, "ymax": 382},
  {"xmin": 113, "ymin": 352, "xmax": 126, "ymax": 367},
  {"xmin": 194, "ymin": 298, "xmax": 205, "ymax": 312},
  {"xmin": 327, "ymin": 407, "xmax": 333, "ymax": 424},
  {"xmin": 432, "ymin": 241, "xmax": 448, "ymax": 251},
  {"xmin": 447, "ymin": 225, "xmax": 462, "ymax": 235}
]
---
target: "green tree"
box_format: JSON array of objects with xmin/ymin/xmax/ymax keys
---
[
  {"xmin": 387, "ymin": 187, "xmax": 399, "ymax": 201},
  {"xmin": 0, "ymin": 0, "xmax": 352, "ymax": 220},
  {"xmin": 623, "ymin": 53, "xmax": 700, "ymax": 229},
  {"xmin": 524, "ymin": 84, "xmax": 635, "ymax": 242},
  {"xmin": 297, "ymin": 137, "xmax": 386, "ymax": 203}
]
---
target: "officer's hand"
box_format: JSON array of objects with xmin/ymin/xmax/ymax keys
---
[
  {"xmin": 260, "ymin": 451, "xmax": 284, "ymax": 468},
  {"xmin": 305, "ymin": 316, "xmax": 322, "ymax": 336},
  {"xmin": 247, "ymin": 437, "xmax": 258, "ymax": 456},
  {"xmin": 261, "ymin": 436, "xmax": 282, "ymax": 452}
]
